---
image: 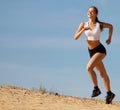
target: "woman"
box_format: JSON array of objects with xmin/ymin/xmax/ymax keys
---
[{"xmin": 74, "ymin": 6, "xmax": 115, "ymax": 104}]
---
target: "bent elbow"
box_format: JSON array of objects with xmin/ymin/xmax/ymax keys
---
[
  {"xmin": 74, "ymin": 34, "xmax": 78, "ymax": 40},
  {"xmin": 74, "ymin": 36, "xmax": 76, "ymax": 40}
]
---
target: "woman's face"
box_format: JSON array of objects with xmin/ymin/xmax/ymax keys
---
[{"xmin": 87, "ymin": 8, "xmax": 97, "ymax": 19}]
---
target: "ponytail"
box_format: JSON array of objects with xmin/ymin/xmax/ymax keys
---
[{"xmin": 96, "ymin": 17, "xmax": 103, "ymax": 31}]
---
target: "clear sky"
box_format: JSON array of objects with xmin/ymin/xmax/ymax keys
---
[{"xmin": 0, "ymin": 0, "xmax": 120, "ymax": 101}]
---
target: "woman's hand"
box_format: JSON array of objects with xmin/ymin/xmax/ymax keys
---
[
  {"xmin": 106, "ymin": 38, "xmax": 111, "ymax": 45},
  {"xmin": 83, "ymin": 27, "xmax": 90, "ymax": 31}
]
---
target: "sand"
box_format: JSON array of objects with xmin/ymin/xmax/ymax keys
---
[{"xmin": 0, "ymin": 85, "xmax": 120, "ymax": 110}]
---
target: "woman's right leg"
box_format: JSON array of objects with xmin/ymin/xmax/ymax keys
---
[
  {"xmin": 95, "ymin": 61, "xmax": 110, "ymax": 92},
  {"xmin": 86, "ymin": 53, "xmax": 105, "ymax": 87},
  {"xmin": 86, "ymin": 53, "xmax": 105, "ymax": 97}
]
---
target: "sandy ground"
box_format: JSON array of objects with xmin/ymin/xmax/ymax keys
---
[{"xmin": 0, "ymin": 85, "xmax": 120, "ymax": 110}]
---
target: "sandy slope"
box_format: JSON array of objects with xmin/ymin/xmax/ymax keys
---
[{"xmin": 0, "ymin": 85, "xmax": 120, "ymax": 110}]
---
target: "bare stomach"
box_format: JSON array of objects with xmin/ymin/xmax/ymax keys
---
[{"xmin": 87, "ymin": 40, "xmax": 101, "ymax": 50}]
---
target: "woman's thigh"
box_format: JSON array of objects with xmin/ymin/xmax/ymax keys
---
[
  {"xmin": 95, "ymin": 61, "xmax": 107, "ymax": 77},
  {"xmin": 87, "ymin": 53, "xmax": 106, "ymax": 69}
]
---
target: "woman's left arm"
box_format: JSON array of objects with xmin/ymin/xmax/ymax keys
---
[{"xmin": 102, "ymin": 23, "xmax": 113, "ymax": 45}]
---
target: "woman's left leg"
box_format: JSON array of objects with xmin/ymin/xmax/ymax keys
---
[{"xmin": 95, "ymin": 58, "xmax": 115, "ymax": 104}]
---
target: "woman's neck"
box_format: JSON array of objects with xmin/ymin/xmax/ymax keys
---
[{"xmin": 88, "ymin": 18, "xmax": 96, "ymax": 24}]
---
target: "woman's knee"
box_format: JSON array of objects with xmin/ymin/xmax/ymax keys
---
[
  {"xmin": 86, "ymin": 64, "xmax": 94, "ymax": 72},
  {"xmin": 99, "ymin": 72, "xmax": 109, "ymax": 79}
]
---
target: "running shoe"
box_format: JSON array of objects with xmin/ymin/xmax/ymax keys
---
[
  {"xmin": 106, "ymin": 92, "xmax": 115, "ymax": 104},
  {"xmin": 91, "ymin": 88, "xmax": 101, "ymax": 97}
]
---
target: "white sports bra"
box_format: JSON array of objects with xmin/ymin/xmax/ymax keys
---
[{"xmin": 84, "ymin": 22, "xmax": 101, "ymax": 41}]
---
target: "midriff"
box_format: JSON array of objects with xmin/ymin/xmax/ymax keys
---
[{"xmin": 87, "ymin": 40, "xmax": 100, "ymax": 50}]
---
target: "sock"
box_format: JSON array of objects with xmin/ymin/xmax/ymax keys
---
[
  {"xmin": 94, "ymin": 86, "xmax": 99, "ymax": 90},
  {"xmin": 107, "ymin": 91, "xmax": 112, "ymax": 95}
]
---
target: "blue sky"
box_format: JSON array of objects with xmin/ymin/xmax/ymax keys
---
[{"xmin": 0, "ymin": 0, "xmax": 120, "ymax": 101}]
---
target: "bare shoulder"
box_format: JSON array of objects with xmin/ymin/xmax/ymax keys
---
[{"xmin": 100, "ymin": 22, "xmax": 113, "ymax": 28}]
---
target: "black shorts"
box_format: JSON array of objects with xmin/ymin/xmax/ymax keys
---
[{"xmin": 88, "ymin": 43, "xmax": 106, "ymax": 58}]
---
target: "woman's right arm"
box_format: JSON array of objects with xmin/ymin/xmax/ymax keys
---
[{"xmin": 74, "ymin": 22, "xmax": 85, "ymax": 40}]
